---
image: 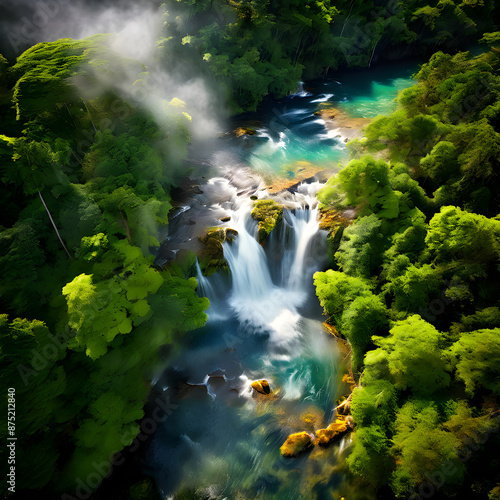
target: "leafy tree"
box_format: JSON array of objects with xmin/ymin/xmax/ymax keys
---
[
  {"xmin": 390, "ymin": 401, "xmax": 463, "ymax": 496},
  {"xmin": 313, "ymin": 269, "xmax": 373, "ymax": 325},
  {"xmin": 335, "ymin": 214, "xmax": 384, "ymax": 278},
  {"xmin": 420, "ymin": 140, "xmax": 460, "ymax": 185},
  {"xmin": 318, "ymin": 157, "xmax": 400, "ymax": 219},
  {"xmin": 425, "ymin": 205, "xmax": 500, "ymax": 266},
  {"xmin": 0, "ymin": 316, "xmax": 66, "ymax": 489},
  {"xmin": 342, "ymin": 295, "xmax": 389, "ymax": 369},
  {"xmin": 63, "ymin": 241, "xmax": 163, "ymax": 360},
  {"xmin": 449, "ymin": 328, "xmax": 500, "ymax": 396},
  {"xmin": 365, "ymin": 315, "xmax": 450, "ymax": 396},
  {"xmin": 387, "ymin": 263, "xmax": 442, "ymax": 313}
]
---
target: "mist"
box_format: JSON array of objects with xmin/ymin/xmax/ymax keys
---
[
  {"xmin": 0, "ymin": 0, "xmax": 161, "ymax": 59},
  {"xmin": 0, "ymin": 0, "xmax": 226, "ymax": 147}
]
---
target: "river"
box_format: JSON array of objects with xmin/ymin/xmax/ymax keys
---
[{"xmin": 147, "ymin": 60, "xmax": 418, "ymax": 500}]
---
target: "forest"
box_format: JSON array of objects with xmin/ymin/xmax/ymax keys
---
[{"xmin": 0, "ymin": 1, "xmax": 499, "ymax": 499}]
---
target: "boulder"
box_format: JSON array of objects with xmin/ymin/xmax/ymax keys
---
[
  {"xmin": 280, "ymin": 431, "xmax": 314, "ymax": 457},
  {"xmin": 315, "ymin": 416, "xmax": 350, "ymax": 446},
  {"xmin": 251, "ymin": 199, "xmax": 283, "ymax": 243},
  {"xmin": 197, "ymin": 227, "xmax": 238, "ymax": 276},
  {"xmin": 234, "ymin": 126, "xmax": 257, "ymax": 137},
  {"xmin": 251, "ymin": 379, "xmax": 271, "ymax": 395}
]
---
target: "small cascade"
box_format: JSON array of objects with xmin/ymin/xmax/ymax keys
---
[
  {"xmin": 290, "ymin": 81, "xmax": 312, "ymax": 98},
  {"xmin": 195, "ymin": 260, "xmax": 215, "ymax": 300},
  {"xmin": 286, "ymin": 209, "xmax": 321, "ymax": 291},
  {"xmin": 222, "ymin": 203, "xmax": 279, "ymax": 327},
  {"xmin": 195, "ymin": 259, "xmax": 230, "ymax": 322}
]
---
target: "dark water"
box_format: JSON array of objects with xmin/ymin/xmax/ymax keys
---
[{"xmin": 146, "ymin": 61, "xmax": 419, "ymax": 500}]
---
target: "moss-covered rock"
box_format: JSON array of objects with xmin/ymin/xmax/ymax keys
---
[
  {"xmin": 251, "ymin": 199, "xmax": 283, "ymax": 243},
  {"xmin": 234, "ymin": 126, "xmax": 257, "ymax": 137},
  {"xmin": 197, "ymin": 227, "xmax": 238, "ymax": 276},
  {"xmin": 315, "ymin": 416, "xmax": 350, "ymax": 446},
  {"xmin": 280, "ymin": 431, "xmax": 314, "ymax": 457},
  {"xmin": 251, "ymin": 379, "xmax": 271, "ymax": 395}
]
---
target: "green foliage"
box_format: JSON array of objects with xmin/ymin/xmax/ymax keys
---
[
  {"xmin": 342, "ymin": 295, "xmax": 389, "ymax": 369},
  {"xmin": 366, "ymin": 315, "xmax": 450, "ymax": 395},
  {"xmin": 449, "ymin": 328, "xmax": 500, "ymax": 395},
  {"xmin": 387, "ymin": 263, "xmax": 442, "ymax": 313},
  {"xmin": 318, "ymin": 157, "xmax": 400, "ymax": 219},
  {"xmin": 346, "ymin": 424, "xmax": 392, "ymax": 487},
  {"xmin": 314, "ymin": 270, "xmax": 388, "ymax": 367},
  {"xmin": 157, "ymin": 0, "xmax": 499, "ymax": 113},
  {"xmin": 420, "ymin": 141, "xmax": 460, "ymax": 184},
  {"xmin": 390, "ymin": 401, "xmax": 463, "ymax": 495},
  {"xmin": 362, "ymin": 48, "xmax": 500, "ymax": 215},
  {"xmin": 335, "ymin": 214, "xmax": 384, "ymax": 278},
  {"xmin": 0, "ymin": 35, "xmax": 208, "ymax": 497},
  {"xmin": 0, "ymin": 316, "xmax": 66, "ymax": 489},
  {"xmin": 425, "ymin": 205, "xmax": 500, "ymax": 265},
  {"xmin": 314, "ymin": 269, "xmax": 373, "ymax": 325}
]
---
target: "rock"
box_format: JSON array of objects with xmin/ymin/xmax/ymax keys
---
[
  {"xmin": 317, "ymin": 105, "xmax": 371, "ymax": 141},
  {"xmin": 235, "ymin": 126, "xmax": 257, "ymax": 137},
  {"xmin": 251, "ymin": 199, "xmax": 283, "ymax": 243},
  {"xmin": 197, "ymin": 229, "xmax": 226, "ymax": 275},
  {"xmin": 225, "ymin": 228, "xmax": 238, "ymax": 243},
  {"xmin": 317, "ymin": 208, "xmax": 350, "ymax": 233},
  {"xmin": 318, "ymin": 107, "xmax": 341, "ymax": 120},
  {"xmin": 315, "ymin": 427, "xmax": 337, "ymax": 446},
  {"xmin": 251, "ymin": 379, "xmax": 271, "ymax": 395},
  {"xmin": 197, "ymin": 227, "xmax": 238, "ymax": 275},
  {"xmin": 266, "ymin": 161, "xmax": 325, "ymax": 195},
  {"xmin": 315, "ymin": 416, "xmax": 350, "ymax": 446},
  {"xmin": 220, "ymin": 216, "xmax": 231, "ymax": 222},
  {"xmin": 300, "ymin": 406, "xmax": 325, "ymax": 432},
  {"xmin": 280, "ymin": 432, "xmax": 314, "ymax": 457},
  {"xmin": 176, "ymin": 382, "xmax": 209, "ymax": 400},
  {"xmin": 323, "ymin": 322, "xmax": 341, "ymax": 338}
]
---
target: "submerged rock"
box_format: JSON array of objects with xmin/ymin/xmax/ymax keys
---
[
  {"xmin": 251, "ymin": 199, "xmax": 283, "ymax": 243},
  {"xmin": 280, "ymin": 431, "xmax": 314, "ymax": 457},
  {"xmin": 251, "ymin": 379, "xmax": 271, "ymax": 395},
  {"xmin": 316, "ymin": 105, "xmax": 371, "ymax": 141}
]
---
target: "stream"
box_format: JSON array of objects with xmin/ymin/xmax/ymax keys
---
[{"xmin": 146, "ymin": 61, "xmax": 418, "ymax": 500}]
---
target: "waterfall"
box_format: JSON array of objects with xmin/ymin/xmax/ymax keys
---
[
  {"xmin": 195, "ymin": 259, "xmax": 230, "ymax": 322},
  {"xmin": 195, "ymin": 260, "xmax": 215, "ymax": 300},
  {"xmin": 290, "ymin": 81, "xmax": 311, "ymax": 98},
  {"xmin": 216, "ymin": 186, "xmax": 326, "ymax": 338},
  {"xmin": 223, "ymin": 205, "xmax": 275, "ymax": 303}
]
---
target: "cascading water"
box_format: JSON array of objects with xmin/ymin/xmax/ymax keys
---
[
  {"xmin": 147, "ymin": 61, "xmax": 418, "ymax": 500},
  {"xmin": 147, "ymin": 181, "xmax": 349, "ymax": 499}
]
